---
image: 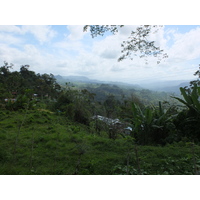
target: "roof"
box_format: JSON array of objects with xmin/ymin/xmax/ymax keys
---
[{"xmin": 92, "ymin": 115, "xmax": 121, "ymax": 126}]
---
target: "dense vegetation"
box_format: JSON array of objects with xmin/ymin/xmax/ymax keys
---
[{"xmin": 1, "ymin": 62, "xmax": 200, "ymax": 175}]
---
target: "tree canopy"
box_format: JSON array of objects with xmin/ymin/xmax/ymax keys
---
[
  {"xmin": 0, "ymin": 61, "xmax": 61, "ymax": 102},
  {"xmin": 84, "ymin": 25, "xmax": 168, "ymax": 64}
]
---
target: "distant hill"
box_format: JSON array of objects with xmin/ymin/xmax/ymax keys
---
[
  {"xmin": 55, "ymin": 75, "xmax": 103, "ymax": 83},
  {"xmin": 55, "ymin": 75, "xmax": 174, "ymax": 104},
  {"xmin": 55, "ymin": 75, "xmax": 191, "ymax": 95},
  {"xmin": 140, "ymin": 80, "xmax": 190, "ymax": 94},
  {"xmin": 55, "ymin": 75, "xmax": 142, "ymax": 89},
  {"xmin": 159, "ymin": 82, "xmax": 190, "ymax": 94},
  {"xmin": 54, "ymin": 75, "xmax": 63, "ymax": 80}
]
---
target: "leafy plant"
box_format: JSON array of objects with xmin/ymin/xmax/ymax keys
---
[
  {"xmin": 172, "ymin": 84, "xmax": 200, "ymax": 114},
  {"xmin": 172, "ymin": 84, "xmax": 200, "ymax": 141},
  {"xmin": 131, "ymin": 102, "xmax": 177, "ymax": 145}
]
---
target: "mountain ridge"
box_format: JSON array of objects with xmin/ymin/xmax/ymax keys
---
[{"xmin": 55, "ymin": 75, "xmax": 191, "ymax": 94}]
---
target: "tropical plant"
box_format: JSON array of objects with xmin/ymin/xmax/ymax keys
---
[
  {"xmin": 172, "ymin": 84, "xmax": 200, "ymax": 141},
  {"xmin": 172, "ymin": 84, "xmax": 200, "ymax": 114},
  {"xmin": 131, "ymin": 102, "xmax": 177, "ymax": 145}
]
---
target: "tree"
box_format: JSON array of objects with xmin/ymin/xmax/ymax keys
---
[
  {"xmin": 84, "ymin": 25, "xmax": 168, "ymax": 64},
  {"xmin": 0, "ymin": 62, "xmax": 62, "ymax": 109},
  {"xmin": 0, "ymin": 61, "xmax": 13, "ymax": 76},
  {"xmin": 190, "ymin": 65, "xmax": 200, "ymax": 87},
  {"xmin": 19, "ymin": 65, "xmax": 38, "ymax": 93},
  {"xmin": 35, "ymin": 73, "xmax": 61, "ymax": 99},
  {"xmin": 0, "ymin": 62, "xmax": 18, "ymax": 99}
]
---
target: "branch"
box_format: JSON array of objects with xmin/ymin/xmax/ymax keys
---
[{"xmin": 84, "ymin": 25, "xmax": 168, "ymax": 64}]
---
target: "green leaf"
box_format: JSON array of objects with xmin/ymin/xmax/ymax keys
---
[
  {"xmin": 180, "ymin": 87, "xmax": 192, "ymax": 105},
  {"xmin": 145, "ymin": 108, "xmax": 153, "ymax": 125},
  {"xmin": 152, "ymin": 125, "xmax": 163, "ymax": 129},
  {"xmin": 159, "ymin": 101, "xmax": 163, "ymax": 115},
  {"xmin": 171, "ymin": 96, "xmax": 188, "ymax": 107}
]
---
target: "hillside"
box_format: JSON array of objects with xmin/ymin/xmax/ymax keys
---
[
  {"xmin": 55, "ymin": 75, "xmax": 175, "ymax": 105},
  {"xmin": 55, "ymin": 75, "xmax": 142, "ymax": 89},
  {"xmin": 1, "ymin": 65, "xmax": 200, "ymax": 175},
  {"xmin": 1, "ymin": 109, "xmax": 200, "ymax": 175},
  {"xmin": 55, "ymin": 75, "xmax": 191, "ymax": 94}
]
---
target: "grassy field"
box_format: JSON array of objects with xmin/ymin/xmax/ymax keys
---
[{"xmin": 0, "ymin": 109, "xmax": 200, "ymax": 175}]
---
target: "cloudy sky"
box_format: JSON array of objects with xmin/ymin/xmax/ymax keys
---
[{"xmin": 0, "ymin": 25, "xmax": 200, "ymax": 84}]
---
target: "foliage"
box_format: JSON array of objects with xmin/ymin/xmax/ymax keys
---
[
  {"xmin": 190, "ymin": 65, "xmax": 200, "ymax": 87},
  {"xmin": 0, "ymin": 62, "xmax": 61, "ymax": 105},
  {"xmin": 5, "ymin": 89, "xmax": 37, "ymax": 111},
  {"xmin": 172, "ymin": 84, "xmax": 200, "ymax": 141},
  {"xmin": 54, "ymin": 85, "xmax": 95, "ymax": 125},
  {"xmin": 103, "ymin": 95, "xmax": 121, "ymax": 118},
  {"xmin": 112, "ymin": 144, "xmax": 200, "ymax": 175},
  {"xmin": 131, "ymin": 102, "xmax": 177, "ymax": 145},
  {"xmin": 84, "ymin": 25, "xmax": 168, "ymax": 64},
  {"xmin": 1, "ymin": 110, "xmax": 200, "ymax": 175},
  {"xmin": 83, "ymin": 25, "xmax": 124, "ymax": 37},
  {"xmin": 173, "ymin": 84, "xmax": 200, "ymax": 114}
]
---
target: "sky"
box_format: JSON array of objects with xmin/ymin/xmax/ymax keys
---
[{"xmin": 0, "ymin": 25, "xmax": 200, "ymax": 84}]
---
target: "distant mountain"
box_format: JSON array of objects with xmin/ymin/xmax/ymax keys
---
[
  {"xmin": 55, "ymin": 75, "xmax": 177, "ymax": 104},
  {"xmin": 55, "ymin": 75, "xmax": 191, "ymax": 95},
  {"xmin": 64, "ymin": 76, "xmax": 90, "ymax": 82},
  {"xmin": 55, "ymin": 75, "xmax": 142, "ymax": 89},
  {"xmin": 54, "ymin": 75, "xmax": 63, "ymax": 80},
  {"xmin": 140, "ymin": 80, "xmax": 190, "ymax": 94},
  {"xmin": 107, "ymin": 81, "xmax": 142, "ymax": 90},
  {"xmin": 159, "ymin": 82, "xmax": 190, "ymax": 94},
  {"xmin": 55, "ymin": 75, "xmax": 103, "ymax": 83}
]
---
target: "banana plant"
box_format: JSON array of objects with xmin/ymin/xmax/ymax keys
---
[
  {"xmin": 172, "ymin": 84, "xmax": 200, "ymax": 114},
  {"xmin": 131, "ymin": 102, "xmax": 177, "ymax": 145},
  {"xmin": 172, "ymin": 84, "xmax": 200, "ymax": 141},
  {"xmin": 131, "ymin": 103, "xmax": 152, "ymax": 144}
]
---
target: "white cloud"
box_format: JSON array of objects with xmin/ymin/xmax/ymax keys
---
[
  {"xmin": 54, "ymin": 39, "xmax": 84, "ymax": 55},
  {"xmin": 0, "ymin": 25, "xmax": 23, "ymax": 34},
  {"xmin": 0, "ymin": 25, "xmax": 57, "ymax": 45},
  {"xmin": 0, "ymin": 43, "xmax": 57, "ymax": 74},
  {"xmin": 118, "ymin": 25, "xmax": 137, "ymax": 36},
  {"xmin": 92, "ymin": 34, "xmax": 122, "ymax": 59},
  {"xmin": 67, "ymin": 25, "xmax": 87, "ymax": 40},
  {"xmin": 148, "ymin": 26, "xmax": 168, "ymax": 50},
  {"xmin": 0, "ymin": 33, "xmax": 22, "ymax": 45},
  {"xmin": 168, "ymin": 27, "xmax": 200, "ymax": 62},
  {"xmin": 0, "ymin": 25, "xmax": 200, "ymax": 84},
  {"xmin": 111, "ymin": 64, "xmax": 126, "ymax": 72},
  {"xmin": 100, "ymin": 49, "xmax": 119, "ymax": 59},
  {"xmin": 21, "ymin": 25, "xmax": 57, "ymax": 44}
]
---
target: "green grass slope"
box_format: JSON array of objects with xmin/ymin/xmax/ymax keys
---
[{"xmin": 0, "ymin": 110, "xmax": 200, "ymax": 175}]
